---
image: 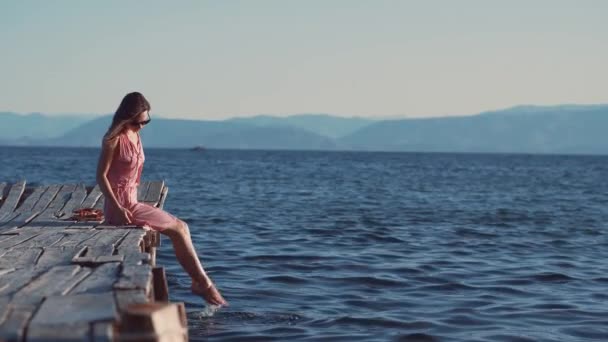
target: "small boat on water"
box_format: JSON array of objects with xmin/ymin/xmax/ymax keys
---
[{"xmin": 190, "ymin": 145, "xmax": 206, "ymax": 152}]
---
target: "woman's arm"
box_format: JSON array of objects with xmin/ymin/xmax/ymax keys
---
[{"xmin": 96, "ymin": 138, "xmax": 132, "ymax": 223}]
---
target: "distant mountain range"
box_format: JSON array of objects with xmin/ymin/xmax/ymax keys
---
[
  {"xmin": 0, "ymin": 112, "xmax": 96, "ymax": 140},
  {"xmin": 1, "ymin": 105, "xmax": 607, "ymax": 154}
]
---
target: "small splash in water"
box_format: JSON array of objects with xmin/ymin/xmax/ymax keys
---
[{"xmin": 196, "ymin": 305, "xmax": 221, "ymax": 318}]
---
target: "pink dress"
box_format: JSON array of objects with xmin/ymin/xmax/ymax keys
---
[{"xmin": 103, "ymin": 131, "xmax": 178, "ymax": 231}]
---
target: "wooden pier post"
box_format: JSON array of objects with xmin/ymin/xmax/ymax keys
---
[{"xmin": 0, "ymin": 181, "xmax": 187, "ymax": 342}]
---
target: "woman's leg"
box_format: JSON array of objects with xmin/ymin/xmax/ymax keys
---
[{"xmin": 160, "ymin": 219, "xmax": 227, "ymax": 306}]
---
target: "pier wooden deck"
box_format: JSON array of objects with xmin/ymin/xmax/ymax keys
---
[{"xmin": 0, "ymin": 181, "xmax": 187, "ymax": 342}]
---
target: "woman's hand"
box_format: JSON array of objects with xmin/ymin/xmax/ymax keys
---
[{"xmin": 116, "ymin": 205, "xmax": 134, "ymax": 225}]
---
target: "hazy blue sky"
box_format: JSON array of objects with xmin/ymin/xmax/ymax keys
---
[{"xmin": 1, "ymin": 0, "xmax": 606, "ymax": 119}]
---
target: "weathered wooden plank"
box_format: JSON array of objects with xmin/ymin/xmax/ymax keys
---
[
  {"xmin": 0, "ymin": 268, "xmax": 44, "ymax": 297},
  {"xmin": 18, "ymin": 231, "xmax": 65, "ymax": 248},
  {"xmin": 0, "ymin": 231, "xmax": 40, "ymax": 249},
  {"xmin": 0, "ymin": 224, "xmax": 42, "ymax": 236},
  {"xmin": 0, "ymin": 296, "xmax": 9, "ymax": 322},
  {"xmin": 118, "ymin": 302, "xmax": 188, "ymax": 341},
  {"xmin": 72, "ymin": 254, "xmax": 125, "ymax": 265},
  {"xmin": 137, "ymin": 181, "xmax": 151, "ymax": 202},
  {"xmin": 33, "ymin": 184, "xmax": 75, "ymax": 221},
  {"xmin": 31, "ymin": 184, "xmax": 61, "ymax": 213},
  {"xmin": 85, "ymin": 244, "xmax": 115, "ymax": 258},
  {"xmin": 46, "ymin": 184, "xmax": 76, "ymax": 209},
  {"xmin": 115, "ymin": 229, "xmax": 145, "ymax": 254},
  {"xmin": 148, "ymin": 246, "xmax": 157, "ymax": 266},
  {"xmin": 123, "ymin": 252, "xmax": 152, "ymax": 265},
  {"xmin": 0, "ymin": 267, "xmax": 16, "ymax": 276},
  {"xmin": 32, "ymin": 220, "xmax": 73, "ymax": 230},
  {"xmin": 56, "ymin": 183, "xmax": 88, "ymax": 219},
  {"xmin": 68, "ymin": 221, "xmax": 100, "ymax": 230},
  {"xmin": 157, "ymin": 185, "xmax": 169, "ymax": 209},
  {"xmin": 0, "ymin": 183, "xmax": 60, "ymax": 229},
  {"xmin": 72, "ymin": 248, "xmax": 125, "ymax": 265},
  {"xmin": 31, "ymin": 291, "xmax": 118, "ymax": 324},
  {"xmin": 70, "ymin": 262, "xmax": 120, "ymax": 294},
  {"xmin": 0, "ymin": 190, "xmax": 52, "ymax": 228},
  {"xmin": 95, "ymin": 254, "xmax": 125, "ymax": 263},
  {"xmin": 0, "ymin": 222, "xmax": 65, "ymax": 235},
  {"xmin": 0, "ymin": 180, "xmax": 25, "ymax": 221},
  {"xmin": 0, "ymin": 234, "xmax": 17, "ymax": 244},
  {"xmin": 14, "ymin": 185, "xmax": 47, "ymax": 214},
  {"xmin": 59, "ymin": 231, "xmax": 100, "ymax": 247},
  {"xmin": 0, "ymin": 234, "xmax": 15, "ymax": 242},
  {"xmin": 12, "ymin": 265, "xmax": 91, "ymax": 306},
  {"xmin": 92, "ymin": 322, "xmax": 114, "ymax": 342},
  {"xmin": 114, "ymin": 264, "xmax": 153, "ymax": 293},
  {"xmin": 153, "ymin": 267, "xmax": 169, "ymax": 302},
  {"xmin": 28, "ymin": 293, "xmax": 117, "ymax": 341},
  {"xmin": 139, "ymin": 230, "xmax": 161, "ymax": 250},
  {"xmin": 81, "ymin": 184, "xmax": 103, "ymax": 209},
  {"xmin": 0, "ymin": 247, "xmax": 42, "ymax": 269},
  {"xmin": 95, "ymin": 224, "xmax": 140, "ymax": 230},
  {"xmin": 0, "ymin": 304, "xmax": 37, "ymax": 342},
  {"xmin": 0, "ymin": 182, "xmax": 7, "ymax": 201},
  {"xmin": 0, "ymin": 211, "xmax": 40, "ymax": 231},
  {"xmin": 144, "ymin": 180, "xmax": 164, "ymax": 205},
  {"xmin": 77, "ymin": 229, "xmax": 130, "ymax": 248},
  {"xmin": 36, "ymin": 246, "xmax": 85, "ymax": 268},
  {"xmin": 93, "ymin": 195, "xmax": 105, "ymax": 210},
  {"xmin": 69, "ymin": 230, "xmax": 129, "ymax": 265},
  {"xmin": 114, "ymin": 289, "xmax": 148, "ymax": 312},
  {"xmin": 26, "ymin": 322, "xmax": 90, "ymax": 342}
]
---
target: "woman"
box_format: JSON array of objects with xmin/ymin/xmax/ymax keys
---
[{"xmin": 96, "ymin": 92, "xmax": 227, "ymax": 306}]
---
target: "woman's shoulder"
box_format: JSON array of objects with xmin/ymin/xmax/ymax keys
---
[{"xmin": 102, "ymin": 133, "xmax": 122, "ymax": 149}]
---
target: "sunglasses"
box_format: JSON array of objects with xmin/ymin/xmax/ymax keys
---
[{"xmin": 130, "ymin": 115, "xmax": 151, "ymax": 127}]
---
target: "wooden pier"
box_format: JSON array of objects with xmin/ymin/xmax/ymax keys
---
[{"xmin": 0, "ymin": 181, "xmax": 187, "ymax": 341}]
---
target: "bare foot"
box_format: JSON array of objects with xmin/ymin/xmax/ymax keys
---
[{"xmin": 191, "ymin": 280, "xmax": 228, "ymax": 306}]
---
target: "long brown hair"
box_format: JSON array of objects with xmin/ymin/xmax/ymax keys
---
[{"xmin": 103, "ymin": 92, "xmax": 151, "ymax": 142}]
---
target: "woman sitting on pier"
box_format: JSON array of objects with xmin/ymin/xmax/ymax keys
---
[{"xmin": 96, "ymin": 92, "xmax": 227, "ymax": 306}]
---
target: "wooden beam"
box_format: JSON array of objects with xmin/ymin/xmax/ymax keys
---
[
  {"xmin": 0, "ymin": 231, "xmax": 41, "ymax": 248},
  {"xmin": 0, "ymin": 181, "xmax": 25, "ymax": 222},
  {"xmin": 0, "ymin": 182, "xmax": 7, "ymax": 201},
  {"xmin": 0, "ymin": 268, "xmax": 43, "ymax": 297},
  {"xmin": 36, "ymin": 246, "xmax": 86, "ymax": 268},
  {"xmin": 115, "ymin": 230, "xmax": 145, "ymax": 254},
  {"xmin": 92, "ymin": 322, "xmax": 114, "ymax": 342},
  {"xmin": 114, "ymin": 264, "xmax": 153, "ymax": 294},
  {"xmin": 13, "ymin": 185, "xmax": 47, "ymax": 214},
  {"xmin": 0, "ymin": 247, "xmax": 43, "ymax": 269},
  {"xmin": 12, "ymin": 265, "xmax": 91, "ymax": 306},
  {"xmin": 56, "ymin": 183, "xmax": 88, "ymax": 219},
  {"xmin": 152, "ymin": 267, "xmax": 169, "ymax": 302},
  {"xmin": 114, "ymin": 289, "xmax": 148, "ymax": 312},
  {"xmin": 144, "ymin": 181, "xmax": 164, "ymax": 205},
  {"xmin": 157, "ymin": 186, "xmax": 169, "ymax": 209},
  {"xmin": 26, "ymin": 322, "xmax": 90, "ymax": 341},
  {"xmin": 81, "ymin": 184, "xmax": 103, "ymax": 209},
  {"xmin": 0, "ymin": 304, "xmax": 37, "ymax": 342},
  {"xmin": 18, "ymin": 231, "xmax": 65, "ymax": 248},
  {"xmin": 28, "ymin": 291, "xmax": 118, "ymax": 328},
  {"xmin": 70, "ymin": 263, "xmax": 121, "ymax": 295},
  {"xmin": 31, "ymin": 184, "xmax": 61, "ymax": 213},
  {"xmin": 137, "ymin": 181, "xmax": 151, "ymax": 203},
  {"xmin": 33, "ymin": 184, "xmax": 76, "ymax": 221}
]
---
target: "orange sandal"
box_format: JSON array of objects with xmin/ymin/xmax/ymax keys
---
[{"xmin": 70, "ymin": 208, "xmax": 104, "ymax": 221}]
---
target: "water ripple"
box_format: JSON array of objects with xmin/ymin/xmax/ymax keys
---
[{"xmin": 3, "ymin": 148, "xmax": 608, "ymax": 341}]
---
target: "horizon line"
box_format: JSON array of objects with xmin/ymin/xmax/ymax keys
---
[{"xmin": 1, "ymin": 102, "xmax": 607, "ymax": 121}]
